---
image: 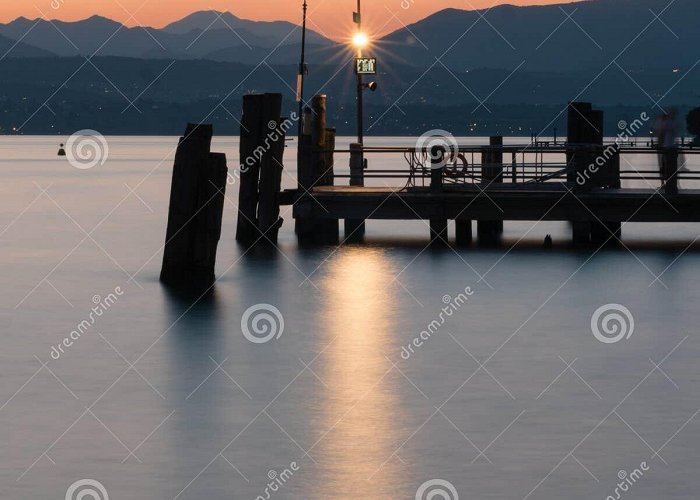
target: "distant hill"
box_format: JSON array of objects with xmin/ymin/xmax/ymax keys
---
[
  {"xmin": 379, "ymin": 0, "xmax": 700, "ymax": 72},
  {"xmin": 0, "ymin": 31, "xmax": 56, "ymax": 58},
  {"xmin": 0, "ymin": 11, "xmax": 335, "ymax": 61}
]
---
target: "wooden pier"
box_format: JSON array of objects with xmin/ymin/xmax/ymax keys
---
[{"xmin": 232, "ymin": 95, "xmax": 700, "ymax": 249}]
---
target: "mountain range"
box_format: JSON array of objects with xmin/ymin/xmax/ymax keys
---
[
  {"xmin": 0, "ymin": 0, "xmax": 698, "ymax": 71},
  {"xmin": 0, "ymin": 11, "xmax": 333, "ymax": 62},
  {"xmin": 1, "ymin": 0, "xmax": 699, "ymax": 135}
]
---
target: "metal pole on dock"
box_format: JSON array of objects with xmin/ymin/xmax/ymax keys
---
[{"xmin": 354, "ymin": 0, "xmax": 364, "ymax": 146}]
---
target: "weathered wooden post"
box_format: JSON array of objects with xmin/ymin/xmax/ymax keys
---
[
  {"xmin": 477, "ymin": 136, "xmax": 504, "ymax": 245},
  {"xmin": 236, "ymin": 93, "xmax": 284, "ymax": 246},
  {"xmin": 567, "ymin": 102, "xmax": 622, "ymax": 246},
  {"xmin": 345, "ymin": 142, "xmax": 366, "ymax": 241},
  {"xmin": 295, "ymin": 94, "xmax": 339, "ymax": 245},
  {"xmin": 429, "ymin": 145, "xmax": 448, "ymax": 246},
  {"xmin": 160, "ymin": 123, "xmax": 228, "ymax": 291}
]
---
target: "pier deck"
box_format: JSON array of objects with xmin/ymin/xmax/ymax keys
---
[{"xmin": 286, "ymin": 185, "xmax": 700, "ymax": 223}]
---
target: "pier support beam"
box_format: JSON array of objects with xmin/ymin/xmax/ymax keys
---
[
  {"xmin": 430, "ymin": 219, "xmax": 448, "ymax": 247},
  {"xmin": 429, "ymin": 145, "xmax": 448, "ymax": 247},
  {"xmin": 455, "ymin": 218, "xmax": 473, "ymax": 247},
  {"xmin": 160, "ymin": 123, "xmax": 227, "ymax": 291},
  {"xmin": 478, "ymin": 136, "xmax": 504, "ymax": 246},
  {"xmin": 345, "ymin": 142, "xmax": 366, "ymax": 242},
  {"xmin": 572, "ymin": 222, "xmax": 592, "ymax": 248}
]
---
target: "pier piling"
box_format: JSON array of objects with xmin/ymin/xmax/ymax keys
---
[
  {"xmin": 478, "ymin": 136, "xmax": 504, "ymax": 246},
  {"xmin": 345, "ymin": 142, "xmax": 366, "ymax": 242},
  {"xmin": 160, "ymin": 123, "xmax": 227, "ymax": 291},
  {"xmin": 236, "ymin": 93, "xmax": 285, "ymax": 246}
]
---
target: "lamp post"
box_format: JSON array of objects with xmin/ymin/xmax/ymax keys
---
[{"xmin": 354, "ymin": 0, "xmax": 364, "ymax": 145}]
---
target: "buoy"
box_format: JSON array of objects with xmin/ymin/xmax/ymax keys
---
[
  {"xmin": 57, "ymin": 143, "xmax": 66, "ymax": 156},
  {"xmin": 544, "ymin": 234, "xmax": 553, "ymax": 249}
]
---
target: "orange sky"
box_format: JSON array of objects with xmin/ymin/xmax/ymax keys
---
[{"xmin": 2, "ymin": 0, "xmax": 572, "ymax": 40}]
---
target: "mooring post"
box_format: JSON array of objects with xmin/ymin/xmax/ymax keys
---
[
  {"xmin": 429, "ymin": 145, "xmax": 448, "ymax": 246},
  {"xmin": 295, "ymin": 94, "xmax": 338, "ymax": 245},
  {"xmin": 477, "ymin": 136, "xmax": 504, "ymax": 246},
  {"xmin": 312, "ymin": 95, "xmax": 338, "ymax": 244},
  {"xmin": 345, "ymin": 142, "xmax": 366, "ymax": 241},
  {"xmin": 160, "ymin": 123, "xmax": 227, "ymax": 291},
  {"xmin": 236, "ymin": 93, "xmax": 283, "ymax": 246}
]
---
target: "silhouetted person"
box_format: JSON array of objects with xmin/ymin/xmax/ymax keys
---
[
  {"xmin": 654, "ymin": 109, "xmax": 686, "ymax": 193},
  {"xmin": 57, "ymin": 143, "xmax": 66, "ymax": 156}
]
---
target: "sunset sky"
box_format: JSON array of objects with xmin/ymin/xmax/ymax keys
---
[{"xmin": 2, "ymin": 0, "xmax": 573, "ymax": 40}]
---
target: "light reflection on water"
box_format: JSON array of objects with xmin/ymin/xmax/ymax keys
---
[{"xmin": 314, "ymin": 248, "xmax": 402, "ymax": 498}]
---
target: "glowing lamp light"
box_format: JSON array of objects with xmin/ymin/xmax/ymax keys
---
[{"xmin": 352, "ymin": 32, "xmax": 370, "ymax": 49}]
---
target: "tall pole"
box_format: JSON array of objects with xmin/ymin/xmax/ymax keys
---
[
  {"xmin": 297, "ymin": 0, "xmax": 308, "ymax": 145},
  {"xmin": 355, "ymin": 0, "xmax": 364, "ymax": 146}
]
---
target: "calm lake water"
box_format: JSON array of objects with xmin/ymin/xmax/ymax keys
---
[{"xmin": 1, "ymin": 136, "xmax": 699, "ymax": 499}]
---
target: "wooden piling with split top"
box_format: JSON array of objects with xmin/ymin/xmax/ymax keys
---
[
  {"xmin": 295, "ymin": 94, "xmax": 339, "ymax": 245},
  {"xmin": 236, "ymin": 93, "xmax": 285, "ymax": 247},
  {"xmin": 160, "ymin": 123, "xmax": 227, "ymax": 291}
]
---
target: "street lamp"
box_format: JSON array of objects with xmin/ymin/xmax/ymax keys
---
[
  {"xmin": 352, "ymin": 32, "xmax": 369, "ymax": 50},
  {"xmin": 354, "ymin": 0, "xmax": 365, "ymax": 146}
]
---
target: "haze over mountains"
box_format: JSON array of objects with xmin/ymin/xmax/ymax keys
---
[{"xmin": 0, "ymin": 0, "xmax": 698, "ymax": 135}]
